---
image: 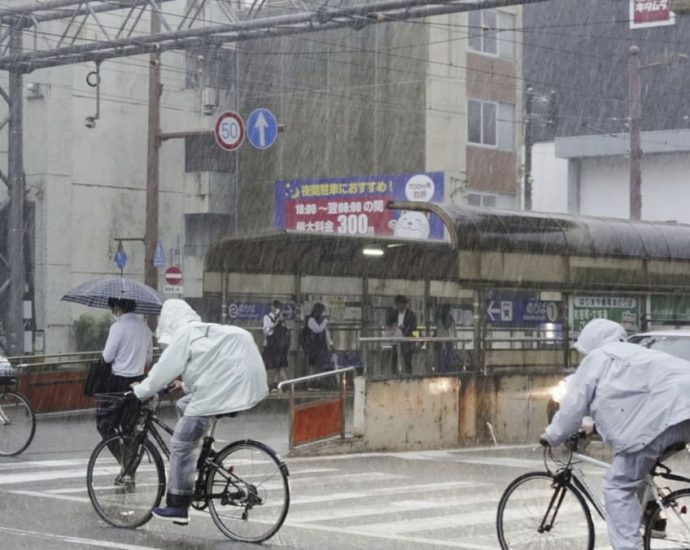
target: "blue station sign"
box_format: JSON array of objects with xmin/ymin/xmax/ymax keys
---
[{"xmin": 485, "ymin": 291, "xmax": 562, "ymax": 327}]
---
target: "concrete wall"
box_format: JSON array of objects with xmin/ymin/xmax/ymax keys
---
[
  {"xmin": 354, "ymin": 372, "xmax": 564, "ymax": 451},
  {"xmin": 357, "ymin": 376, "xmax": 461, "ymax": 451}
]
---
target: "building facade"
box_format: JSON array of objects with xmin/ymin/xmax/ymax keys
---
[{"xmin": 0, "ymin": 4, "xmax": 525, "ymax": 353}]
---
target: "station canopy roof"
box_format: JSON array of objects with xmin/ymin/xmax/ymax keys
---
[
  {"xmin": 395, "ymin": 202, "xmax": 690, "ymax": 262},
  {"xmin": 205, "ymin": 203, "xmax": 690, "ymax": 279}
]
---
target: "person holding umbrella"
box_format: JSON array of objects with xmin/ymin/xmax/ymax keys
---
[{"xmin": 96, "ymin": 298, "xmax": 153, "ymax": 459}]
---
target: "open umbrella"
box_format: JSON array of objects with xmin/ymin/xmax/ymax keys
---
[{"xmin": 61, "ymin": 277, "xmax": 163, "ymax": 315}]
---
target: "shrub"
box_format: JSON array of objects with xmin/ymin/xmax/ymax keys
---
[{"xmin": 73, "ymin": 313, "xmax": 112, "ymax": 352}]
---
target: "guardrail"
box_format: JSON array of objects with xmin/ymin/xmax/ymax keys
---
[{"xmin": 278, "ymin": 367, "xmax": 358, "ymax": 450}]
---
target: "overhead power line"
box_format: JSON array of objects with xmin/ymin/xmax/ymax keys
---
[{"xmin": 0, "ymin": 0, "xmax": 548, "ymax": 71}]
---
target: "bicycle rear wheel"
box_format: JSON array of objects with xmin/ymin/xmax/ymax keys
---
[
  {"xmin": 644, "ymin": 488, "xmax": 690, "ymax": 549},
  {"xmin": 0, "ymin": 390, "xmax": 36, "ymax": 456},
  {"xmin": 497, "ymin": 471, "xmax": 594, "ymax": 549},
  {"xmin": 86, "ymin": 434, "xmax": 165, "ymax": 528},
  {"xmin": 206, "ymin": 439, "xmax": 290, "ymax": 543}
]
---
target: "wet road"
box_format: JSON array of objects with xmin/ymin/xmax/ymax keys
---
[{"xmin": 3, "ymin": 409, "xmax": 689, "ymax": 549}]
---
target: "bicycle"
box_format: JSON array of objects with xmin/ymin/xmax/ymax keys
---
[
  {"xmin": 86, "ymin": 391, "xmax": 290, "ymax": 543},
  {"xmin": 0, "ymin": 362, "xmax": 36, "ymax": 456},
  {"xmin": 496, "ymin": 432, "xmax": 690, "ymax": 549}
]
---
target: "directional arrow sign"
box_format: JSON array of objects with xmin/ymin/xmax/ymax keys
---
[
  {"xmin": 246, "ymin": 108, "xmax": 278, "ymax": 150},
  {"xmin": 486, "ymin": 300, "xmax": 500, "ymax": 322}
]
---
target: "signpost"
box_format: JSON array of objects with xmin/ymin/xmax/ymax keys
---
[
  {"xmin": 214, "ymin": 111, "xmax": 245, "ymax": 151},
  {"xmin": 164, "ymin": 265, "xmax": 183, "ymax": 295},
  {"xmin": 246, "ymin": 108, "xmax": 278, "ymax": 150}
]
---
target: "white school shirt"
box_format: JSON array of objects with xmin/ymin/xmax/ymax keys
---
[{"xmin": 102, "ymin": 313, "xmax": 153, "ymax": 377}]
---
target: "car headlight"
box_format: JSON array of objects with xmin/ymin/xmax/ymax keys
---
[{"xmin": 550, "ymin": 379, "xmax": 568, "ymax": 403}]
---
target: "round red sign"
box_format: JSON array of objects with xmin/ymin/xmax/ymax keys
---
[{"xmin": 164, "ymin": 266, "xmax": 183, "ymax": 286}]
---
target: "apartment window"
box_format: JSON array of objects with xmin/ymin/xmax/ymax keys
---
[
  {"xmin": 468, "ymin": 9, "xmax": 516, "ymax": 59},
  {"xmin": 468, "ymin": 99, "xmax": 515, "ymax": 151},
  {"xmin": 468, "ymin": 192, "xmax": 497, "ymax": 208}
]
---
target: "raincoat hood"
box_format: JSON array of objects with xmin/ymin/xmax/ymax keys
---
[
  {"xmin": 156, "ymin": 299, "xmax": 201, "ymax": 347},
  {"xmin": 573, "ymin": 318, "xmax": 627, "ymax": 355}
]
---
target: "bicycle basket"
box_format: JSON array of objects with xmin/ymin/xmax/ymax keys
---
[{"xmin": 0, "ymin": 361, "xmax": 16, "ymax": 385}]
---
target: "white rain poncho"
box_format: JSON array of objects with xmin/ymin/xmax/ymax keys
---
[
  {"xmin": 134, "ymin": 299, "xmax": 268, "ymax": 416},
  {"xmin": 545, "ymin": 320, "xmax": 690, "ymax": 454}
]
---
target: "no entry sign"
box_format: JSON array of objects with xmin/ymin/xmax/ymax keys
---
[{"xmin": 164, "ymin": 266, "xmax": 183, "ymax": 286}]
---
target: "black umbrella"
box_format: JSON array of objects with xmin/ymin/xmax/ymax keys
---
[{"xmin": 61, "ymin": 277, "xmax": 163, "ymax": 315}]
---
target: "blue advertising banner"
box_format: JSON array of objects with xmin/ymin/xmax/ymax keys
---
[
  {"xmin": 274, "ymin": 172, "xmax": 445, "ymax": 240},
  {"xmin": 485, "ymin": 291, "xmax": 562, "ymax": 327}
]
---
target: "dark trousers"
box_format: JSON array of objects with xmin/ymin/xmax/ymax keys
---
[
  {"xmin": 96, "ymin": 373, "xmax": 145, "ymax": 461},
  {"xmin": 391, "ymin": 345, "xmax": 413, "ymax": 374}
]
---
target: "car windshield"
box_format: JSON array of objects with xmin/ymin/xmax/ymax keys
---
[{"xmin": 628, "ymin": 335, "xmax": 690, "ymax": 362}]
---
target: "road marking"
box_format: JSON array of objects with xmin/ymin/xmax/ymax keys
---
[{"xmin": 0, "ymin": 525, "xmax": 161, "ymax": 549}]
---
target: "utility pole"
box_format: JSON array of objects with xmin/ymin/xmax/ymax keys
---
[
  {"xmin": 628, "ymin": 45, "xmax": 687, "ymax": 221},
  {"xmin": 6, "ymin": 24, "xmax": 24, "ymax": 356},
  {"xmin": 145, "ymin": 13, "xmax": 161, "ymax": 292},
  {"xmin": 628, "ymin": 45, "xmax": 642, "ymax": 221},
  {"xmin": 523, "ymin": 86, "xmax": 534, "ymax": 211}
]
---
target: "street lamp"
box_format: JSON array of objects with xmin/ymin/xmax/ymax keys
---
[{"xmin": 628, "ymin": 46, "xmax": 687, "ymax": 220}]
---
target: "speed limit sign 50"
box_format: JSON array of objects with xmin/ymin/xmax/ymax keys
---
[{"xmin": 214, "ymin": 111, "xmax": 245, "ymax": 151}]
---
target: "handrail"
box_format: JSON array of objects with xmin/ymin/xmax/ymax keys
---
[{"xmin": 277, "ymin": 366, "xmax": 358, "ymax": 390}]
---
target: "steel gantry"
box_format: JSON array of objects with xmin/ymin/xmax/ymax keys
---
[{"xmin": 0, "ymin": 0, "xmax": 547, "ymax": 354}]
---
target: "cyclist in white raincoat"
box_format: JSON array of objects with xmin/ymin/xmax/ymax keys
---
[
  {"xmin": 133, "ymin": 299, "xmax": 268, "ymax": 524},
  {"xmin": 541, "ymin": 318, "xmax": 690, "ymax": 550}
]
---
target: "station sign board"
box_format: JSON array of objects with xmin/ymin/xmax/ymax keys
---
[
  {"xmin": 227, "ymin": 301, "xmax": 296, "ymax": 322},
  {"xmin": 485, "ymin": 291, "xmax": 562, "ymax": 327},
  {"xmin": 274, "ymin": 172, "xmax": 445, "ymax": 241},
  {"xmin": 650, "ymin": 294, "xmax": 690, "ymax": 322},
  {"xmin": 571, "ymin": 294, "xmax": 641, "ymax": 332}
]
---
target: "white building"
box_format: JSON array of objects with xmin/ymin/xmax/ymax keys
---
[{"xmin": 532, "ymin": 129, "xmax": 690, "ymax": 224}]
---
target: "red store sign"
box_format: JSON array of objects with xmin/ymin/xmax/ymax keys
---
[{"xmin": 630, "ymin": 0, "xmax": 675, "ymax": 28}]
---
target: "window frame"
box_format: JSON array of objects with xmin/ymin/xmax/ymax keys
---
[
  {"xmin": 467, "ymin": 9, "xmax": 516, "ymax": 60},
  {"xmin": 468, "ymin": 98, "xmax": 515, "ymax": 151}
]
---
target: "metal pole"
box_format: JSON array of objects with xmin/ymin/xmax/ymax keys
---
[
  {"xmin": 523, "ymin": 86, "xmax": 533, "ymax": 211},
  {"xmin": 145, "ymin": 12, "xmax": 161, "ymax": 293},
  {"xmin": 6, "ymin": 25, "xmax": 24, "ymax": 356},
  {"xmin": 629, "ymin": 45, "xmax": 642, "ymax": 221}
]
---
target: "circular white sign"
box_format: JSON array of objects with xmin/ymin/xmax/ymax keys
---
[
  {"xmin": 405, "ymin": 174, "xmax": 435, "ymax": 202},
  {"xmin": 214, "ymin": 111, "xmax": 245, "ymax": 151}
]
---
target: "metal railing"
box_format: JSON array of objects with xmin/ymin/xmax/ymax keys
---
[
  {"xmin": 359, "ymin": 336, "xmax": 474, "ymax": 377},
  {"xmin": 278, "ymin": 367, "xmax": 358, "ymax": 450}
]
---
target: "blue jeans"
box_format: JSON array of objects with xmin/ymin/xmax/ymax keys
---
[{"xmin": 167, "ymin": 394, "xmax": 210, "ymax": 497}]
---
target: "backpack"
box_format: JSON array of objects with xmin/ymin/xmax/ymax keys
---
[{"xmin": 272, "ymin": 323, "xmax": 291, "ymax": 353}]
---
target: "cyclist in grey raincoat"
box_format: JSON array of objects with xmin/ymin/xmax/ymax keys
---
[
  {"xmin": 541, "ymin": 318, "xmax": 690, "ymax": 550},
  {"xmin": 133, "ymin": 299, "xmax": 268, "ymax": 524}
]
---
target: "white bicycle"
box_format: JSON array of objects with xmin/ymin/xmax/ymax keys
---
[{"xmin": 496, "ymin": 432, "xmax": 690, "ymax": 549}]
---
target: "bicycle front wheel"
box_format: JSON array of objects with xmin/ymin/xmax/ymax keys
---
[
  {"xmin": 497, "ymin": 471, "xmax": 594, "ymax": 549},
  {"xmin": 0, "ymin": 391, "xmax": 36, "ymax": 456},
  {"xmin": 644, "ymin": 488, "xmax": 690, "ymax": 549},
  {"xmin": 86, "ymin": 434, "xmax": 165, "ymax": 528},
  {"xmin": 206, "ymin": 439, "xmax": 290, "ymax": 543}
]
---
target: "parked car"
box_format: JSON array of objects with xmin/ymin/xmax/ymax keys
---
[{"xmin": 547, "ymin": 329, "xmax": 690, "ymax": 422}]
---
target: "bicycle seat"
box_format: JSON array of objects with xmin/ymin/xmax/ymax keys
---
[{"xmin": 215, "ymin": 412, "xmax": 238, "ymax": 419}]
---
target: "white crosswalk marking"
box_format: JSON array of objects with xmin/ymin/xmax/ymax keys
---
[{"xmin": 0, "ymin": 452, "xmax": 612, "ymax": 549}]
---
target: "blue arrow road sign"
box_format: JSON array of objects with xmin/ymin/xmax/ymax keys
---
[
  {"xmin": 246, "ymin": 108, "xmax": 278, "ymax": 150},
  {"xmin": 153, "ymin": 240, "xmax": 166, "ymax": 268}
]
